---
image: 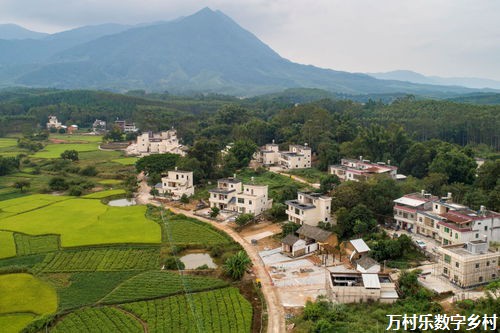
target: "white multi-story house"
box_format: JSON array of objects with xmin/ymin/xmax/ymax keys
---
[
  {"xmin": 127, "ymin": 129, "xmax": 187, "ymax": 157},
  {"xmin": 46, "ymin": 116, "xmax": 62, "ymax": 129},
  {"xmin": 92, "ymin": 119, "xmax": 107, "ymax": 133},
  {"xmin": 279, "ymin": 144, "xmax": 312, "ymax": 169},
  {"xmin": 158, "ymin": 169, "xmax": 194, "ymax": 200},
  {"xmin": 285, "ymin": 192, "xmax": 332, "ymax": 226},
  {"xmin": 394, "ymin": 192, "xmax": 500, "ymax": 245},
  {"xmin": 393, "ymin": 191, "xmax": 438, "ymax": 232},
  {"xmin": 255, "ymin": 142, "xmax": 280, "ymax": 165},
  {"xmin": 330, "ymin": 157, "xmax": 398, "ymax": 182},
  {"xmin": 437, "ymin": 239, "xmax": 499, "ymax": 288},
  {"xmin": 115, "ymin": 120, "xmax": 138, "ymax": 133},
  {"xmin": 255, "ymin": 142, "xmax": 312, "ymax": 169},
  {"xmin": 209, "ymin": 177, "xmax": 272, "ymax": 216}
]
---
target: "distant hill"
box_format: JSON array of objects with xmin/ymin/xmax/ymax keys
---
[
  {"xmin": 369, "ymin": 70, "xmax": 500, "ymax": 90},
  {"xmin": 0, "ymin": 24, "xmax": 48, "ymax": 40},
  {"xmin": 447, "ymin": 92, "xmax": 500, "ymax": 105},
  {"xmin": 0, "ymin": 9, "xmax": 497, "ymax": 96}
]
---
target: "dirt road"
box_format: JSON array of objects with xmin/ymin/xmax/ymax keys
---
[{"xmin": 136, "ymin": 174, "xmax": 286, "ymax": 333}]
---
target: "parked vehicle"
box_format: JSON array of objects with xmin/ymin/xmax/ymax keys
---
[{"xmin": 414, "ymin": 240, "xmax": 427, "ymax": 250}]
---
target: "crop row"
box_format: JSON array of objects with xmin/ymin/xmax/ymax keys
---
[
  {"xmin": 162, "ymin": 218, "xmax": 229, "ymax": 245},
  {"xmin": 101, "ymin": 271, "xmax": 228, "ymax": 304},
  {"xmin": 14, "ymin": 233, "xmax": 59, "ymax": 256},
  {"xmin": 35, "ymin": 247, "xmax": 160, "ymax": 272},
  {"xmin": 121, "ymin": 287, "xmax": 252, "ymax": 333},
  {"xmin": 51, "ymin": 307, "xmax": 142, "ymax": 333}
]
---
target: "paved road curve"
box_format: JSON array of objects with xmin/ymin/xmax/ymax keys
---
[{"xmin": 136, "ymin": 173, "xmax": 286, "ymax": 333}]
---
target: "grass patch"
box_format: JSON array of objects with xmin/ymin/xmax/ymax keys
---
[
  {"xmin": 49, "ymin": 134, "xmax": 103, "ymax": 142},
  {"xmin": 0, "ymin": 138, "xmax": 17, "ymax": 148},
  {"xmin": 32, "ymin": 143, "xmax": 99, "ymax": 158},
  {"xmin": 112, "ymin": 157, "xmax": 138, "ymax": 165},
  {"xmin": 0, "ymin": 314, "xmax": 36, "ymax": 333},
  {"xmin": 83, "ymin": 189, "xmax": 126, "ymax": 199},
  {"xmin": 14, "ymin": 233, "xmax": 60, "ymax": 256},
  {"xmin": 0, "ymin": 198, "xmax": 161, "ymax": 247},
  {"xmin": 284, "ymin": 168, "xmax": 326, "ymax": 183},
  {"xmin": 0, "ymin": 231, "xmax": 16, "ymax": 259},
  {"xmin": 236, "ymin": 168, "xmax": 310, "ymax": 201},
  {"xmin": 98, "ymin": 179, "xmax": 122, "ymax": 185},
  {"xmin": 51, "ymin": 307, "xmax": 142, "ymax": 333},
  {"xmin": 35, "ymin": 247, "xmax": 160, "ymax": 273},
  {"xmin": 121, "ymin": 287, "xmax": 252, "ymax": 333},
  {"xmin": 0, "ymin": 273, "xmax": 57, "ymax": 315},
  {"xmin": 101, "ymin": 270, "xmax": 228, "ymax": 304},
  {"xmin": 52, "ymin": 271, "xmax": 141, "ymax": 310}
]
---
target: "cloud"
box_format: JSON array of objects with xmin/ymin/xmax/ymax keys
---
[{"xmin": 0, "ymin": 0, "xmax": 499, "ymax": 80}]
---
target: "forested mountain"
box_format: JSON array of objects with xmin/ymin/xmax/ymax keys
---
[
  {"xmin": 0, "ymin": 24, "xmax": 48, "ymax": 40},
  {"xmin": 369, "ymin": 70, "xmax": 500, "ymax": 90},
  {"xmin": 0, "ymin": 8, "xmax": 496, "ymax": 96}
]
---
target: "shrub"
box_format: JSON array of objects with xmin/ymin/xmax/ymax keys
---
[
  {"xmin": 180, "ymin": 194, "xmax": 190, "ymax": 203},
  {"xmin": 210, "ymin": 207, "xmax": 220, "ymax": 218},
  {"xmin": 48, "ymin": 177, "xmax": 68, "ymax": 191},
  {"xmin": 235, "ymin": 213, "xmax": 254, "ymax": 226},
  {"xmin": 80, "ymin": 165, "xmax": 98, "ymax": 176},
  {"xmin": 68, "ymin": 186, "xmax": 83, "ymax": 196},
  {"xmin": 61, "ymin": 150, "xmax": 79, "ymax": 161},
  {"xmin": 163, "ymin": 256, "xmax": 185, "ymax": 270}
]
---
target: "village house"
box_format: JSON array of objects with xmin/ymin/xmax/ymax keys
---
[
  {"xmin": 255, "ymin": 142, "xmax": 312, "ymax": 169},
  {"xmin": 67, "ymin": 124, "xmax": 78, "ymax": 134},
  {"xmin": 208, "ymin": 177, "xmax": 272, "ymax": 216},
  {"xmin": 115, "ymin": 120, "xmax": 138, "ymax": 133},
  {"xmin": 394, "ymin": 192, "xmax": 500, "ymax": 245},
  {"xmin": 126, "ymin": 129, "xmax": 187, "ymax": 157},
  {"xmin": 329, "ymin": 157, "xmax": 399, "ymax": 182},
  {"xmin": 255, "ymin": 142, "xmax": 280, "ymax": 165},
  {"xmin": 343, "ymin": 238, "xmax": 371, "ymax": 262},
  {"xmin": 285, "ymin": 192, "xmax": 332, "ymax": 226},
  {"xmin": 92, "ymin": 119, "xmax": 107, "ymax": 133},
  {"xmin": 157, "ymin": 168, "xmax": 194, "ymax": 200},
  {"xmin": 279, "ymin": 144, "xmax": 312, "ymax": 169},
  {"xmin": 281, "ymin": 224, "xmax": 338, "ymax": 257},
  {"xmin": 327, "ymin": 270, "xmax": 399, "ymax": 304},
  {"xmin": 46, "ymin": 115, "xmax": 62, "ymax": 129},
  {"xmin": 437, "ymin": 239, "xmax": 499, "ymax": 288}
]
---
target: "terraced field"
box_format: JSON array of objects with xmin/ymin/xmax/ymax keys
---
[
  {"xmin": 162, "ymin": 214, "xmax": 231, "ymax": 246},
  {"xmin": 51, "ymin": 307, "xmax": 143, "ymax": 333},
  {"xmin": 36, "ymin": 247, "xmax": 160, "ymax": 272},
  {"xmin": 101, "ymin": 270, "xmax": 229, "ymax": 304},
  {"xmin": 121, "ymin": 288, "xmax": 253, "ymax": 333},
  {"xmin": 32, "ymin": 143, "xmax": 100, "ymax": 158}
]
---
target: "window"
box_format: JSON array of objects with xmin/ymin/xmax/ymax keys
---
[
  {"xmin": 453, "ymin": 275, "xmax": 458, "ymax": 281},
  {"xmin": 479, "ymin": 276, "xmax": 483, "ymax": 282},
  {"xmin": 455, "ymin": 262, "xmax": 459, "ymax": 268},
  {"xmin": 435, "ymin": 205, "xmax": 438, "ymax": 209},
  {"xmin": 213, "ymin": 194, "xmax": 216, "ymax": 198},
  {"xmin": 476, "ymin": 233, "xmax": 479, "ymax": 238},
  {"xmin": 444, "ymin": 227, "xmax": 450, "ymax": 233},
  {"xmin": 493, "ymin": 274, "xmax": 496, "ymax": 278},
  {"xmin": 455, "ymin": 233, "xmax": 458, "ymax": 239},
  {"xmin": 444, "ymin": 254, "xmax": 451, "ymax": 264},
  {"xmin": 249, "ymin": 200, "xmax": 252, "ymax": 205},
  {"xmin": 484, "ymin": 226, "xmax": 488, "ymax": 231},
  {"xmin": 475, "ymin": 263, "xmax": 480, "ymax": 269},
  {"xmin": 486, "ymin": 261, "xmax": 490, "ymax": 266},
  {"xmin": 419, "ymin": 217, "xmax": 423, "ymax": 222},
  {"xmin": 238, "ymin": 198, "xmax": 244, "ymax": 204},
  {"xmin": 443, "ymin": 267, "xmax": 448, "ymax": 275}
]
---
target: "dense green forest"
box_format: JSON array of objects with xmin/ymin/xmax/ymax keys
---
[{"xmin": 0, "ymin": 88, "xmax": 499, "ymax": 211}]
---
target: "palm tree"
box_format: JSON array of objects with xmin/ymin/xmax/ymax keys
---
[{"xmin": 223, "ymin": 251, "xmax": 252, "ymax": 280}]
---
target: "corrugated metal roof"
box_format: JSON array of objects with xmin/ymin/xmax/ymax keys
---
[
  {"xmin": 362, "ymin": 274, "xmax": 381, "ymax": 289},
  {"xmin": 350, "ymin": 239, "xmax": 370, "ymax": 253}
]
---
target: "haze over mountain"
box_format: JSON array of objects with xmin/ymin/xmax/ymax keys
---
[
  {"xmin": 0, "ymin": 8, "xmax": 497, "ymax": 96},
  {"xmin": 369, "ymin": 70, "xmax": 500, "ymax": 90},
  {"xmin": 0, "ymin": 23, "xmax": 48, "ymax": 40}
]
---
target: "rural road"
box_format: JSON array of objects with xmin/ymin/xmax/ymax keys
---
[{"xmin": 136, "ymin": 174, "xmax": 286, "ymax": 333}]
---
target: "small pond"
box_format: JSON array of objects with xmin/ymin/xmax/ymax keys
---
[
  {"xmin": 180, "ymin": 253, "xmax": 217, "ymax": 269},
  {"xmin": 107, "ymin": 198, "xmax": 136, "ymax": 207}
]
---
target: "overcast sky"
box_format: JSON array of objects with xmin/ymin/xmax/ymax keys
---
[{"xmin": 1, "ymin": 0, "xmax": 500, "ymax": 80}]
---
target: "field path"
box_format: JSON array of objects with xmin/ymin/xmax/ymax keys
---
[
  {"xmin": 268, "ymin": 166, "xmax": 320, "ymax": 189},
  {"xmin": 136, "ymin": 174, "xmax": 286, "ymax": 333},
  {"xmin": 113, "ymin": 306, "xmax": 148, "ymax": 333}
]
